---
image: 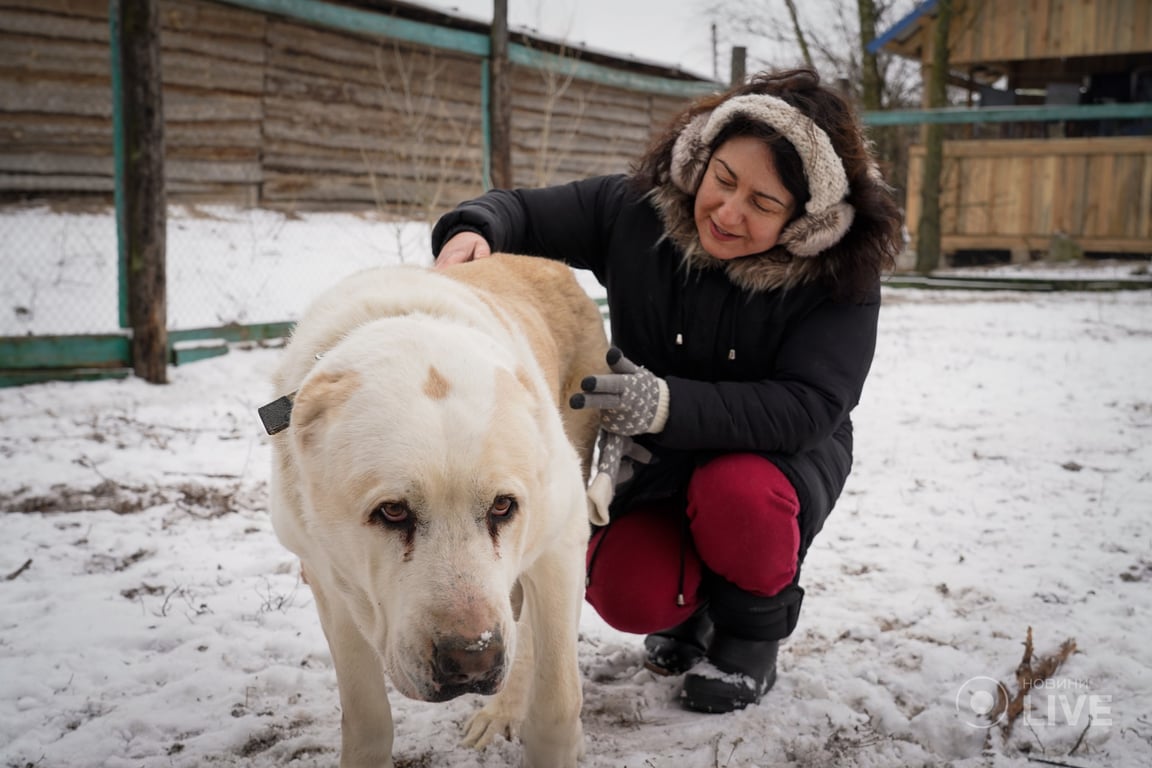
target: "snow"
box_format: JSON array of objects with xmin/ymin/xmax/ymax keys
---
[{"xmin": 2, "ymin": 206, "xmax": 1151, "ymax": 767}]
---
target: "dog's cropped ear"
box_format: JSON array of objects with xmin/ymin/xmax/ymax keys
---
[
  {"xmin": 290, "ymin": 368, "xmax": 362, "ymax": 453},
  {"xmin": 494, "ymin": 366, "xmax": 543, "ymax": 421}
]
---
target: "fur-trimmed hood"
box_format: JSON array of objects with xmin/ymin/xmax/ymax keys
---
[
  {"xmin": 648, "ymin": 180, "xmax": 845, "ymax": 295},
  {"xmin": 650, "ymin": 92, "xmax": 860, "ymax": 295}
]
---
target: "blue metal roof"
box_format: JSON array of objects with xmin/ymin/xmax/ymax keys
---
[{"xmin": 867, "ymin": 0, "xmax": 938, "ymax": 54}]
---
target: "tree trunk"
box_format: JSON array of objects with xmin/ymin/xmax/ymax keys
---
[
  {"xmin": 782, "ymin": 0, "xmax": 814, "ymax": 71},
  {"xmin": 488, "ymin": 0, "xmax": 513, "ymax": 189},
  {"xmin": 120, "ymin": 0, "xmax": 168, "ymax": 383},
  {"xmin": 857, "ymin": 0, "xmax": 882, "ymax": 111},
  {"xmin": 916, "ymin": 0, "xmax": 953, "ymax": 275}
]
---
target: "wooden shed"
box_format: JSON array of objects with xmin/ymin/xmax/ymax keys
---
[
  {"xmin": 0, "ymin": 0, "xmax": 714, "ymax": 216},
  {"xmin": 874, "ymin": 0, "xmax": 1152, "ymax": 261}
]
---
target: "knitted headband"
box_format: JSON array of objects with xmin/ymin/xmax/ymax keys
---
[{"xmin": 669, "ymin": 94, "xmax": 855, "ymax": 257}]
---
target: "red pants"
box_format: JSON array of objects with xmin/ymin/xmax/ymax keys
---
[{"xmin": 585, "ymin": 454, "xmax": 800, "ymax": 635}]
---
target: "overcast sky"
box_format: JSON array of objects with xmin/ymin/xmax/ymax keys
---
[{"xmin": 418, "ymin": 0, "xmax": 723, "ymax": 79}]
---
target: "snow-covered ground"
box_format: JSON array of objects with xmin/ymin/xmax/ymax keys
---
[{"xmin": 2, "ymin": 207, "xmax": 1151, "ymax": 767}]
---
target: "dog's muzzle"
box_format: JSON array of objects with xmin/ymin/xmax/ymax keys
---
[{"xmin": 428, "ymin": 630, "xmax": 506, "ymax": 701}]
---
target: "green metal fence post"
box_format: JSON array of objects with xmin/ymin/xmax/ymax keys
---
[{"xmin": 109, "ymin": 0, "xmax": 129, "ymax": 331}]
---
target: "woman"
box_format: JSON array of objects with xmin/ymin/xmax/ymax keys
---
[{"xmin": 432, "ymin": 69, "xmax": 902, "ymax": 713}]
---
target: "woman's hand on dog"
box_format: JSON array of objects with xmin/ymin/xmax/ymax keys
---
[{"xmin": 436, "ymin": 231, "xmax": 492, "ymax": 268}]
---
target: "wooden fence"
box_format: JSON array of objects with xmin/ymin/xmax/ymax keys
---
[{"xmin": 905, "ymin": 135, "xmax": 1152, "ymax": 258}]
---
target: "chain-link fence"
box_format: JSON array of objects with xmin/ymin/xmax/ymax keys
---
[
  {"xmin": 0, "ymin": 203, "xmax": 434, "ymax": 340},
  {"xmin": 1, "ymin": 205, "xmax": 121, "ymax": 337},
  {"xmin": 163, "ymin": 206, "xmax": 432, "ymax": 331}
]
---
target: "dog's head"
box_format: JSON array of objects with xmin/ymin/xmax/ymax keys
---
[{"xmin": 284, "ymin": 315, "xmax": 574, "ymax": 702}]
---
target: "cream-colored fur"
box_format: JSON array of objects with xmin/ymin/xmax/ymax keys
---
[{"xmin": 268, "ymin": 254, "xmax": 607, "ymax": 768}]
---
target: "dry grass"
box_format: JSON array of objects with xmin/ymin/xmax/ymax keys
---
[{"xmin": 991, "ymin": 626, "xmax": 1078, "ymax": 740}]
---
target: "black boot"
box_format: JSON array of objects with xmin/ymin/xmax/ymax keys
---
[
  {"xmin": 681, "ymin": 633, "xmax": 778, "ymax": 712},
  {"xmin": 681, "ymin": 579, "xmax": 804, "ymax": 714},
  {"xmin": 643, "ymin": 607, "xmax": 713, "ymax": 676}
]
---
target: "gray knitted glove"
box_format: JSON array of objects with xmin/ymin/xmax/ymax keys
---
[
  {"xmin": 569, "ymin": 348, "xmax": 670, "ymax": 436},
  {"xmin": 587, "ymin": 430, "xmax": 653, "ymax": 525}
]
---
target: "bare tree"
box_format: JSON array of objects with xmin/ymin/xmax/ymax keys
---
[
  {"xmin": 857, "ymin": 0, "xmax": 882, "ymax": 111},
  {"xmin": 513, "ymin": 35, "xmax": 636, "ymax": 187},
  {"xmin": 525, "ymin": 46, "xmax": 585, "ymax": 185},
  {"xmin": 782, "ymin": 0, "xmax": 814, "ymax": 70},
  {"xmin": 701, "ymin": 0, "xmax": 920, "ymax": 107},
  {"xmin": 699, "ymin": 0, "xmax": 922, "ymax": 205},
  {"xmin": 915, "ymin": 0, "xmax": 953, "ymax": 274},
  {"xmin": 360, "ymin": 42, "xmax": 481, "ymax": 260}
]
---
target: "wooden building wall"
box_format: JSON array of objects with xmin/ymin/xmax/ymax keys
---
[
  {"xmin": 905, "ymin": 137, "xmax": 1152, "ymax": 256},
  {"xmin": 931, "ymin": 0, "xmax": 1152, "ymax": 66},
  {"xmin": 510, "ymin": 68, "xmax": 682, "ymax": 187},
  {"xmin": 161, "ymin": 0, "xmax": 266, "ymax": 203},
  {"xmin": 257, "ymin": 17, "xmax": 484, "ymax": 214},
  {"xmin": 2, "ymin": 0, "xmax": 120, "ymax": 196},
  {"xmin": 0, "ymin": 0, "xmax": 700, "ymax": 214}
]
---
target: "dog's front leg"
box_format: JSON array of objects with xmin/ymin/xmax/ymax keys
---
[
  {"xmin": 518, "ymin": 547, "xmax": 585, "ymax": 768},
  {"xmin": 462, "ymin": 605, "xmax": 533, "ymax": 749},
  {"xmin": 310, "ymin": 574, "xmax": 395, "ymax": 768}
]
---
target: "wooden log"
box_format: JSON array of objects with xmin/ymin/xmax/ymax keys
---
[
  {"xmin": 163, "ymin": 90, "xmax": 263, "ymax": 121},
  {"xmin": 1, "ymin": 7, "xmax": 108, "ymax": 42},
  {"xmin": 489, "ymin": 0, "xmax": 512, "ymax": 188},
  {"xmin": 160, "ymin": 0, "xmax": 266, "ymax": 45},
  {"xmin": 0, "ymin": 114, "xmax": 113, "ymax": 144},
  {"xmin": 0, "ymin": 80, "xmax": 113, "ymax": 116},
  {"xmin": 162, "ymin": 120, "xmax": 262, "ymax": 148},
  {"xmin": 261, "ymin": 172, "xmax": 478, "ymax": 208},
  {"xmin": 2, "ymin": 0, "xmax": 107, "ymax": 16},
  {"xmin": 510, "ymin": 112, "xmax": 651, "ymax": 144},
  {"xmin": 263, "ymin": 60, "xmax": 483, "ymax": 108},
  {"xmin": 165, "ymin": 158, "xmax": 261, "ymax": 183},
  {"xmin": 2, "ymin": 35, "xmax": 110, "ymax": 75},
  {"xmin": 262, "ymin": 102, "xmax": 481, "ymax": 147},
  {"xmin": 0, "ymin": 152, "xmax": 113, "ymax": 175},
  {"xmin": 161, "ymin": 50, "xmax": 266, "ymax": 93},
  {"xmin": 119, "ymin": 0, "xmax": 168, "ymax": 383},
  {"xmin": 0, "ymin": 173, "xmax": 115, "ymax": 191}
]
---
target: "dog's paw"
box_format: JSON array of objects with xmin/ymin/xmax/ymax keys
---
[{"xmin": 462, "ymin": 706, "xmax": 521, "ymax": 749}]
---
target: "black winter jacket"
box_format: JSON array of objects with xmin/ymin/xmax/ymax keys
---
[{"xmin": 431, "ymin": 174, "xmax": 880, "ymax": 560}]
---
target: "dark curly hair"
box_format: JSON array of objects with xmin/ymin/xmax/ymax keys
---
[{"xmin": 631, "ymin": 69, "xmax": 903, "ymax": 302}]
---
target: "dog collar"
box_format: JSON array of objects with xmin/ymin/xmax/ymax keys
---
[
  {"xmin": 258, "ymin": 392, "xmax": 295, "ymax": 435},
  {"xmin": 257, "ymin": 351, "xmax": 327, "ymax": 435}
]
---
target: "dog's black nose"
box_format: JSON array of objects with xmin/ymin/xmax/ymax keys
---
[{"xmin": 431, "ymin": 631, "xmax": 505, "ymax": 696}]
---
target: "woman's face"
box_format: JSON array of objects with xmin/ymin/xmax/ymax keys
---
[{"xmin": 693, "ymin": 136, "xmax": 797, "ymax": 260}]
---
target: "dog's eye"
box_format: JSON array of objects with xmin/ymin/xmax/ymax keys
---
[
  {"xmin": 490, "ymin": 495, "xmax": 517, "ymax": 518},
  {"xmin": 370, "ymin": 501, "xmax": 410, "ymax": 526}
]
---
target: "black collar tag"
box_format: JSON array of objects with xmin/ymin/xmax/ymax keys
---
[{"xmin": 258, "ymin": 393, "xmax": 295, "ymax": 435}]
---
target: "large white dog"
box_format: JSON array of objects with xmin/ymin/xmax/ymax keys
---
[{"xmin": 262, "ymin": 255, "xmax": 607, "ymax": 767}]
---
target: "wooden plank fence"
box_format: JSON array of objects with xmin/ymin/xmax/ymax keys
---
[
  {"xmin": 904, "ymin": 135, "xmax": 1152, "ymax": 257},
  {"xmin": 0, "ymin": 0, "xmax": 713, "ymax": 212}
]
